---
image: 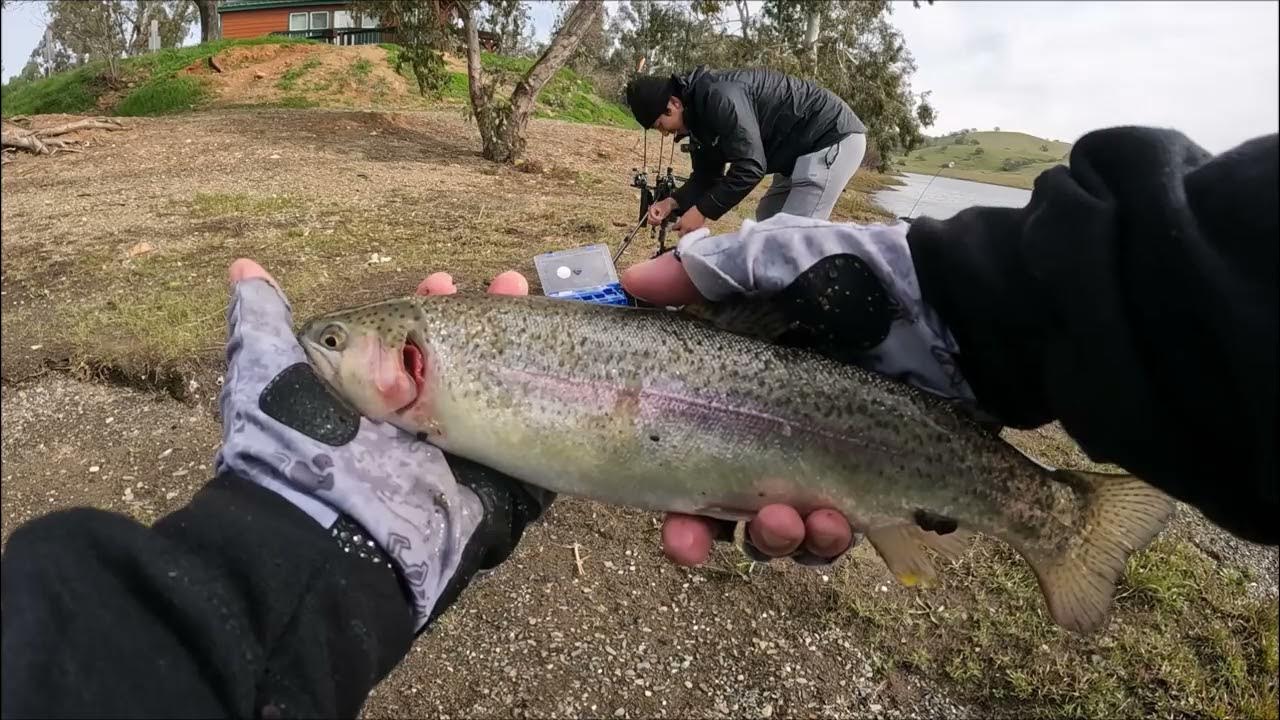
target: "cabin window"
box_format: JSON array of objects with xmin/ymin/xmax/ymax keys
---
[
  {"xmin": 333, "ymin": 10, "xmax": 354, "ymax": 29},
  {"xmin": 309, "ymin": 11, "xmax": 329, "ymax": 30},
  {"xmin": 288, "ymin": 12, "xmax": 307, "ymax": 31}
]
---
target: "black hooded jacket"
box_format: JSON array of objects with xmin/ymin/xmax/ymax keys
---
[{"xmin": 669, "ymin": 65, "xmax": 865, "ymax": 220}]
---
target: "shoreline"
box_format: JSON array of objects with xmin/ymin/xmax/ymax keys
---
[{"xmin": 887, "ymin": 166, "xmax": 1042, "ymax": 191}]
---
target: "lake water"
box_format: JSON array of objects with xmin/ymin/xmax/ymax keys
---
[{"xmin": 871, "ymin": 172, "xmax": 1033, "ymax": 221}]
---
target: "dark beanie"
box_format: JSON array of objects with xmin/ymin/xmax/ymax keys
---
[{"xmin": 625, "ymin": 75, "xmax": 676, "ymax": 128}]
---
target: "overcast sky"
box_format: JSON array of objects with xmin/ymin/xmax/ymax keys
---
[{"xmin": 4, "ymin": 0, "xmax": 1276, "ymax": 153}]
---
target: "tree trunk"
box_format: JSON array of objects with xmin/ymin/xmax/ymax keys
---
[
  {"xmin": 804, "ymin": 9, "xmax": 820, "ymax": 71},
  {"xmin": 735, "ymin": 0, "xmax": 750, "ymax": 41},
  {"xmin": 459, "ymin": 2, "xmax": 508, "ymax": 161},
  {"xmin": 502, "ymin": 0, "xmax": 601, "ymax": 161},
  {"xmin": 194, "ymin": 0, "xmax": 220, "ymax": 42},
  {"xmin": 461, "ymin": 0, "xmax": 603, "ymax": 164}
]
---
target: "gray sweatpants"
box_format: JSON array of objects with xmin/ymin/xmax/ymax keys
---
[{"xmin": 755, "ymin": 132, "xmax": 866, "ymax": 222}]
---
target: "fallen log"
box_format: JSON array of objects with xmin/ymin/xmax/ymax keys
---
[
  {"xmin": 1, "ymin": 117, "xmax": 129, "ymax": 157},
  {"xmin": 35, "ymin": 117, "xmax": 128, "ymax": 137}
]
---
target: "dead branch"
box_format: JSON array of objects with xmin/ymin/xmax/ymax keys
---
[
  {"xmin": 2, "ymin": 133, "xmax": 51, "ymax": 155},
  {"xmin": 1, "ymin": 117, "xmax": 129, "ymax": 158},
  {"xmin": 35, "ymin": 118, "xmax": 128, "ymax": 137}
]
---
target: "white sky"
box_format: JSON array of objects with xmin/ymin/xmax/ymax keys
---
[{"xmin": 4, "ymin": 0, "xmax": 1277, "ymax": 153}]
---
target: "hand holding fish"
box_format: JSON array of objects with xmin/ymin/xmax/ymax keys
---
[
  {"xmin": 617, "ymin": 216, "xmax": 983, "ymax": 568},
  {"xmin": 216, "ymin": 259, "xmax": 552, "ymax": 633}
]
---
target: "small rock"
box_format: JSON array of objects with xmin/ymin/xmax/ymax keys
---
[
  {"xmin": 255, "ymin": 71, "xmax": 266, "ymax": 79},
  {"xmin": 869, "ymin": 703, "xmax": 883, "ymax": 713},
  {"xmin": 158, "ymin": 448, "xmax": 173, "ymax": 459},
  {"xmin": 269, "ymin": 153, "xmax": 281, "ymax": 159},
  {"xmin": 127, "ymin": 241, "xmax": 156, "ymax": 258},
  {"xmin": 123, "ymin": 488, "xmax": 134, "ymax": 502},
  {"xmin": 89, "ymin": 465, "xmax": 100, "ymax": 473},
  {"xmin": 762, "ymin": 704, "xmax": 774, "ymax": 718},
  {"xmin": 165, "ymin": 491, "xmax": 179, "ymax": 500},
  {"xmin": 29, "ymin": 344, "xmax": 42, "ymax": 350},
  {"xmin": 613, "ymin": 709, "xmax": 625, "ymax": 718}
]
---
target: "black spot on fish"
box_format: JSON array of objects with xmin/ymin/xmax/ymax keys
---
[
  {"xmin": 649, "ymin": 434, "xmax": 660, "ymax": 442},
  {"xmin": 913, "ymin": 509, "xmax": 958, "ymax": 535}
]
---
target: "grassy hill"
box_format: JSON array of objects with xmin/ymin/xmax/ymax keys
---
[
  {"xmin": 894, "ymin": 130, "xmax": 1073, "ymax": 190},
  {"xmin": 0, "ymin": 38, "xmax": 635, "ymax": 129}
]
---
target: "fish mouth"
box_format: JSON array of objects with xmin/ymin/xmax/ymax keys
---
[{"xmin": 398, "ymin": 334, "xmax": 427, "ymax": 413}]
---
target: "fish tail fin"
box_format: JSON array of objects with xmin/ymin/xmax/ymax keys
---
[
  {"xmin": 866, "ymin": 523, "xmax": 976, "ymax": 588},
  {"xmin": 1020, "ymin": 470, "xmax": 1175, "ymax": 634}
]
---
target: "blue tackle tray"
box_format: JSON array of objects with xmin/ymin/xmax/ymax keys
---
[
  {"xmin": 546, "ymin": 282, "xmax": 631, "ymax": 306},
  {"xmin": 534, "ymin": 244, "xmax": 631, "ymax": 307}
]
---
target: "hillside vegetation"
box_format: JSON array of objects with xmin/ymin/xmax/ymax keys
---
[
  {"xmin": 1, "ymin": 38, "xmax": 635, "ymax": 129},
  {"xmin": 895, "ymin": 130, "xmax": 1073, "ymax": 189}
]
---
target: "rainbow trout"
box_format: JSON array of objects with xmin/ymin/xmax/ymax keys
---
[{"xmin": 296, "ymin": 292, "xmax": 1174, "ymax": 634}]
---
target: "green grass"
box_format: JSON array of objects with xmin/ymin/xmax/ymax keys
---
[
  {"xmin": 894, "ymin": 131, "xmax": 1072, "ymax": 190},
  {"xmin": 830, "ymin": 533, "xmax": 1278, "ymax": 719},
  {"xmin": 115, "ymin": 76, "xmax": 208, "ymax": 116},
  {"xmin": 0, "ymin": 63, "xmax": 100, "ymax": 116},
  {"xmin": 350, "ymin": 58, "xmax": 373, "ymax": 80},
  {"xmin": 1, "ymin": 37, "xmax": 320, "ymax": 118},
  {"xmin": 189, "ymin": 192, "xmax": 301, "ymax": 216},
  {"xmin": 276, "ymin": 57, "xmax": 322, "ymax": 91},
  {"xmin": 380, "ymin": 46, "xmax": 635, "ymax": 128}
]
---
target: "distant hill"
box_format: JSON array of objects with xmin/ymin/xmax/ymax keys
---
[{"xmin": 894, "ymin": 130, "xmax": 1072, "ymax": 190}]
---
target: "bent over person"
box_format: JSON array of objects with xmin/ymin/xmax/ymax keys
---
[{"xmin": 625, "ymin": 65, "xmax": 867, "ymax": 234}]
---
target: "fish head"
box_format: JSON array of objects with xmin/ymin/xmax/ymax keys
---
[{"xmin": 296, "ymin": 297, "xmax": 430, "ymax": 429}]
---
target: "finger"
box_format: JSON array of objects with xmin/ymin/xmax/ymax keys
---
[
  {"xmin": 661, "ymin": 513, "xmax": 717, "ymax": 567},
  {"xmin": 802, "ymin": 508, "xmax": 854, "ymax": 558},
  {"xmin": 746, "ymin": 504, "xmax": 805, "ymax": 557},
  {"xmin": 619, "ymin": 251, "xmax": 704, "ymax": 306},
  {"xmin": 416, "ymin": 272, "xmax": 457, "ymax": 296},
  {"xmin": 487, "ymin": 270, "xmax": 529, "ymax": 296},
  {"xmin": 228, "ymin": 258, "xmax": 281, "ymax": 291},
  {"xmin": 225, "ymin": 257, "xmax": 293, "ymax": 335},
  {"xmin": 222, "ymin": 258, "xmax": 305, "ymax": 403}
]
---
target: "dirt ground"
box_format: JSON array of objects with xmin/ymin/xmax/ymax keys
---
[
  {"xmin": 180, "ymin": 43, "xmax": 428, "ymax": 110},
  {"xmin": 2, "ymin": 108, "xmax": 1276, "ymax": 718}
]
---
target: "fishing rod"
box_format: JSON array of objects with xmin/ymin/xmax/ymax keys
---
[
  {"xmin": 615, "ymin": 130, "xmax": 688, "ymax": 263},
  {"xmin": 904, "ymin": 160, "xmax": 955, "ymax": 220}
]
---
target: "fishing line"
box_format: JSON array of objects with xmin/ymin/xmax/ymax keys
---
[{"xmin": 906, "ymin": 161, "xmax": 954, "ymax": 219}]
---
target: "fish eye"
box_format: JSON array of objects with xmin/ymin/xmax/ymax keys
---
[{"xmin": 319, "ymin": 324, "xmax": 347, "ymax": 350}]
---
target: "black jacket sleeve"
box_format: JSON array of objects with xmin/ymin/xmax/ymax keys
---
[
  {"xmin": 0, "ymin": 473, "xmax": 415, "ymax": 718},
  {"xmin": 670, "ymin": 139, "xmax": 725, "ymax": 215},
  {"xmin": 905, "ymin": 127, "xmax": 1278, "ymax": 545},
  {"xmin": 686, "ymin": 82, "xmax": 768, "ymax": 220}
]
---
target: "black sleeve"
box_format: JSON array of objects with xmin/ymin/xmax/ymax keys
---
[
  {"xmin": 0, "ymin": 473, "xmax": 416, "ymax": 718},
  {"xmin": 905, "ymin": 127, "xmax": 1278, "ymax": 545},
  {"xmin": 670, "ymin": 141, "xmax": 725, "ymax": 214},
  {"xmin": 689, "ymin": 83, "xmax": 767, "ymax": 220}
]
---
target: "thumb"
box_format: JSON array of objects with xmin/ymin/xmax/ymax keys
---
[{"xmin": 619, "ymin": 250, "xmax": 704, "ymax": 306}]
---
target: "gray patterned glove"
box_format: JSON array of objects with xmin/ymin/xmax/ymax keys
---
[
  {"xmin": 674, "ymin": 214, "xmax": 980, "ymax": 407},
  {"xmin": 214, "ymin": 272, "xmax": 551, "ymax": 633}
]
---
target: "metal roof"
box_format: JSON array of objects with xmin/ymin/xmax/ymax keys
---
[{"xmin": 218, "ymin": 0, "xmax": 351, "ymax": 13}]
